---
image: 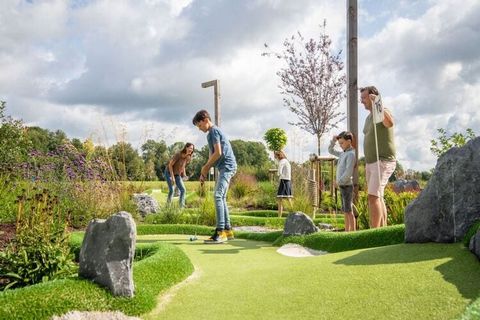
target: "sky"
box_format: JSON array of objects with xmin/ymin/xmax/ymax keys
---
[{"xmin": 1, "ymin": 0, "xmax": 479, "ymax": 171}]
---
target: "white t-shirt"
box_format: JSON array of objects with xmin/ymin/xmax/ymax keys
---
[{"xmin": 278, "ymin": 158, "xmax": 291, "ymax": 180}]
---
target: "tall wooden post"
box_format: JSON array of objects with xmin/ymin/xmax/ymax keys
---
[
  {"xmin": 347, "ymin": 0, "xmax": 359, "ymax": 216},
  {"xmin": 201, "ymin": 79, "xmax": 221, "ymax": 181},
  {"xmin": 201, "ymin": 79, "xmax": 220, "ymax": 126}
]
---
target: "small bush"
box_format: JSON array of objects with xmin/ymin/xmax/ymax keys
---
[
  {"xmin": 196, "ymin": 196, "xmax": 216, "ymax": 226},
  {"xmin": 291, "ymin": 194, "xmax": 313, "ymax": 217},
  {"xmin": 230, "ymin": 173, "xmax": 257, "ymax": 199},
  {"xmin": 0, "ymin": 175, "xmax": 23, "ymax": 223},
  {"xmin": 355, "ymin": 188, "xmax": 418, "ymax": 229},
  {"xmin": 384, "ymin": 187, "xmax": 418, "ymax": 225},
  {"xmin": 145, "ymin": 203, "xmax": 184, "ymax": 224},
  {"xmin": 254, "ymin": 182, "xmax": 277, "ymax": 210},
  {"xmin": 0, "ymin": 187, "xmax": 75, "ymax": 290}
]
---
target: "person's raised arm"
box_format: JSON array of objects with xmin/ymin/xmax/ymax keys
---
[{"xmin": 383, "ymin": 109, "xmax": 394, "ymax": 128}]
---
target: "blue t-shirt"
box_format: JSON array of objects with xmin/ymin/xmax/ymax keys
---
[{"xmin": 207, "ymin": 126, "xmax": 237, "ymax": 171}]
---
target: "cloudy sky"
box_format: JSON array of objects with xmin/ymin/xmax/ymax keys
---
[{"xmin": 1, "ymin": 0, "xmax": 479, "ymax": 171}]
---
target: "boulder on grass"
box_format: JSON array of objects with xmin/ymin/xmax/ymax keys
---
[
  {"xmin": 405, "ymin": 137, "xmax": 480, "ymax": 243},
  {"xmin": 133, "ymin": 193, "xmax": 159, "ymax": 218},
  {"xmin": 79, "ymin": 211, "xmax": 136, "ymax": 297},
  {"xmin": 283, "ymin": 212, "xmax": 319, "ymax": 236},
  {"xmin": 392, "ymin": 179, "xmax": 420, "ymax": 193}
]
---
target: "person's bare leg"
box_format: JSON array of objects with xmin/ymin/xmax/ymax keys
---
[
  {"xmin": 368, "ymin": 194, "xmax": 383, "ymax": 228},
  {"xmin": 278, "ymin": 198, "xmax": 283, "ymax": 218},
  {"xmin": 381, "ymin": 198, "xmax": 388, "ymax": 226},
  {"xmin": 344, "ymin": 213, "xmax": 350, "ymax": 231},
  {"xmin": 349, "ymin": 211, "xmax": 356, "ymax": 231}
]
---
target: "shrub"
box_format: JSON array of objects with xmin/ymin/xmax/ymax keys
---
[
  {"xmin": 354, "ymin": 191, "xmax": 370, "ymax": 229},
  {"xmin": 254, "ymin": 182, "xmax": 277, "ymax": 210},
  {"xmin": 230, "ymin": 172, "xmax": 257, "ymax": 199},
  {"xmin": 384, "ymin": 187, "xmax": 418, "ymax": 225},
  {"xmin": 0, "ymin": 187, "xmax": 75, "ymax": 290},
  {"xmin": 0, "ymin": 102, "xmax": 30, "ymax": 172},
  {"xmin": 0, "ymin": 175, "xmax": 24, "ymax": 223},
  {"xmin": 354, "ymin": 188, "xmax": 418, "ymax": 229},
  {"xmin": 14, "ymin": 143, "xmax": 138, "ymax": 227},
  {"xmin": 196, "ymin": 196, "xmax": 216, "ymax": 226},
  {"xmin": 144, "ymin": 203, "xmax": 184, "ymax": 224}
]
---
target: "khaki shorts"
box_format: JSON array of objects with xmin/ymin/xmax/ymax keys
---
[{"xmin": 366, "ymin": 160, "xmax": 396, "ymax": 197}]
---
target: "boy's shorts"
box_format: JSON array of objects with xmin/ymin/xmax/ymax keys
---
[
  {"xmin": 339, "ymin": 185, "xmax": 353, "ymax": 212},
  {"xmin": 366, "ymin": 160, "xmax": 396, "ymax": 197}
]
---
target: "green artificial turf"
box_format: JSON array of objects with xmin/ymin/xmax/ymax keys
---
[
  {"xmin": 0, "ymin": 242, "xmax": 193, "ymax": 320},
  {"xmin": 460, "ymin": 295, "xmax": 480, "ymax": 319},
  {"xmin": 274, "ymin": 224, "xmax": 405, "ymax": 252},
  {"xmin": 140, "ymin": 235, "xmax": 480, "ymax": 320}
]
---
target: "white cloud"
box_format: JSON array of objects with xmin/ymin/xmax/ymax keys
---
[{"xmin": 1, "ymin": 0, "xmax": 479, "ymax": 172}]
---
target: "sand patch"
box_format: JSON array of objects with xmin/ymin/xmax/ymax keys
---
[{"xmin": 277, "ymin": 243, "xmax": 327, "ymax": 257}]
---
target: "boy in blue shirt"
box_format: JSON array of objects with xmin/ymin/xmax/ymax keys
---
[
  {"xmin": 328, "ymin": 131, "xmax": 356, "ymax": 231},
  {"xmin": 193, "ymin": 110, "xmax": 237, "ymax": 243}
]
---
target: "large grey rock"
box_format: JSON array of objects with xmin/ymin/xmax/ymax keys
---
[
  {"xmin": 283, "ymin": 212, "xmax": 319, "ymax": 236},
  {"xmin": 79, "ymin": 212, "xmax": 136, "ymax": 297},
  {"xmin": 392, "ymin": 179, "xmax": 420, "ymax": 193},
  {"xmin": 469, "ymin": 230, "xmax": 480, "ymax": 260},
  {"xmin": 133, "ymin": 193, "xmax": 159, "ymax": 217},
  {"xmin": 405, "ymin": 137, "xmax": 480, "ymax": 243}
]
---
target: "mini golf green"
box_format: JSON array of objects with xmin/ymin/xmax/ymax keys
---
[{"xmin": 140, "ymin": 235, "xmax": 480, "ymax": 320}]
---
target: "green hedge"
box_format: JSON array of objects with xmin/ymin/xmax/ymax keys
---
[
  {"xmin": 229, "ymin": 215, "xmax": 344, "ymax": 229},
  {"xmin": 0, "ymin": 241, "xmax": 193, "ymax": 320},
  {"xmin": 232, "ymin": 210, "xmax": 346, "ymax": 219},
  {"xmin": 136, "ymin": 224, "xmax": 213, "ymax": 236},
  {"xmin": 235, "ymin": 230, "xmax": 284, "ymax": 243},
  {"xmin": 273, "ymin": 224, "xmax": 405, "ymax": 253}
]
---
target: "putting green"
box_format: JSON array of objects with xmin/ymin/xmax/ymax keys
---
[{"xmin": 140, "ymin": 235, "xmax": 480, "ymax": 320}]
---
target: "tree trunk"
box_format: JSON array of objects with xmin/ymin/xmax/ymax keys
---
[{"xmin": 317, "ymin": 134, "xmax": 321, "ymax": 156}]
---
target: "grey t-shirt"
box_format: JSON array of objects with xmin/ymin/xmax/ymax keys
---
[
  {"xmin": 207, "ymin": 126, "xmax": 237, "ymax": 171},
  {"xmin": 328, "ymin": 141, "xmax": 356, "ymax": 186}
]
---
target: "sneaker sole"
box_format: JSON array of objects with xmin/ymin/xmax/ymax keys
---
[{"xmin": 203, "ymin": 240, "xmax": 226, "ymax": 244}]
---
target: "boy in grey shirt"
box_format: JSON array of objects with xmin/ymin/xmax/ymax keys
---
[{"xmin": 328, "ymin": 131, "xmax": 356, "ymax": 231}]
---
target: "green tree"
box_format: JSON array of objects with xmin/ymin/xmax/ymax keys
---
[
  {"xmin": 25, "ymin": 126, "xmax": 50, "ymax": 153},
  {"xmin": 189, "ymin": 145, "xmax": 210, "ymax": 180},
  {"xmin": 82, "ymin": 138, "xmax": 95, "ymax": 161},
  {"xmin": 231, "ymin": 140, "xmax": 270, "ymax": 167},
  {"xmin": 71, "ymin": 138, "xmax": 84, "ymax": 153},
  {"xmin": 47, "ymin": 130, "xmax": 68, "ymax": 151},
  {"xmin": 24, "ymin": 126, "xmax": 68, "ymax": 153},
  {"xmin": 108, "ymin": 142, "xmax": 145, "ymax": 180},
  {"xmin": 430, "ymin": 128, "xmax": 476, "ymax": 157},
  {"xmin": 263, "ymin": 128, "xmax": 287, "ymax": 152},
  {"xmin": 141, "ymin": 139, "xmax": 169, "ymax": 180},
  {"xmin": 0, "ymin": 101, "xmax": 30, "ymax": 171}
]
